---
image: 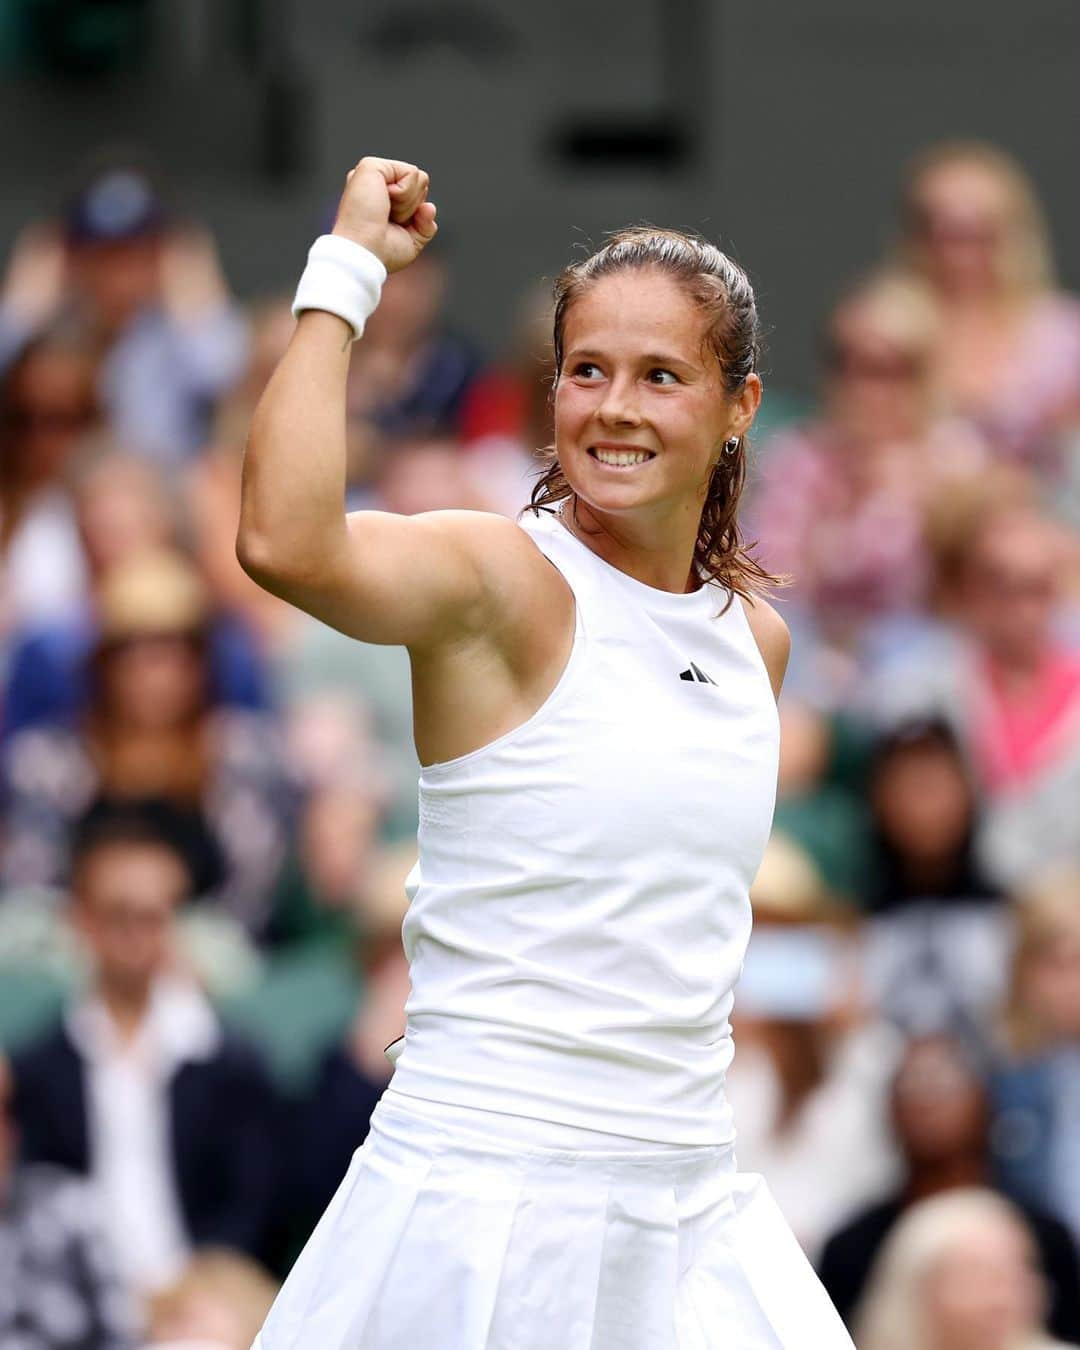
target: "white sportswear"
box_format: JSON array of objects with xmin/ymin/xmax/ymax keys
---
[{"xmin": 389, "ymin": 508, "xmax": 781, "ymax": 1145}]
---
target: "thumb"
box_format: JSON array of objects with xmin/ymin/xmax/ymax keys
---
[{"xmin": 412, "ymin": 201, "xmax": 438, "ymax": 242}]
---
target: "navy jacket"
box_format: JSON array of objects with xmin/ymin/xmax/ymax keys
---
[{"xmin": 10, "ymin": 1018, "xmax": 281, "ymax": 1262}]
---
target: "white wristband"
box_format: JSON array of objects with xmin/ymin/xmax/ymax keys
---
[{"xmin": 291, "ymin": 234, "xmax": 388, "ymax": 341}]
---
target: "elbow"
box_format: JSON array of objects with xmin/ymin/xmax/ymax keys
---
[
  {"xmin": 235, "ymin": 529, "xmax": 285, "ymax": 588},
  {"xmin": 235, "ymin": 527, "xmax": 330, "ymax": 601}
]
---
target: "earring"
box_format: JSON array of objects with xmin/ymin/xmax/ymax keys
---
[{"xmin": 723, "ymin": 437, "xmax": 739, "ymax": 455}]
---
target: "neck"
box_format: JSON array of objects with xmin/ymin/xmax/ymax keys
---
[
  {"xmin": 985, "ymin": 644, "xmax": 1050, "ymax": 688},
  {"xmin": 563, "ymin": 495, "xmax": 703, "ymax": 594},
  {"xmin": 100, "ymin": 981, "xmax": 153, "ymax": 1043},
  {"xmin": 899, "ymin": 851, "xmax": 962, "ymax": 893},
  {"xmin": 904, "ymin": 1153, "xmax": 986, "ymax": 1202}
]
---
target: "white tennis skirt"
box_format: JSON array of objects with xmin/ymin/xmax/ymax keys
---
[{"xmin": 253, "ymin": 1090, "xmax": 855, "ymax": 1349}]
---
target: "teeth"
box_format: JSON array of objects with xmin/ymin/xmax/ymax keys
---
[{"xmin": 593, "ymin": 448, "xmax": 651, "ymax": 466}]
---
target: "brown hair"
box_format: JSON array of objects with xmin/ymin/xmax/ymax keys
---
[
  {"xmin": 526, "ymin": 226, "xmax": 780, "ymax": 602},
  {"xmin": 0, "ymin": 325, "xmax": 99, "ymax": 551}
]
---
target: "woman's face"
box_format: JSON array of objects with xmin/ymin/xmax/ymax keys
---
[
  {"xmin": 890, "ymin": 1037, "xmax": 986, "ymax": 1164},
  {"xmin": 824, "ymin": 303, "xmax": 929, "ymax": 446},
  {"xmin": 553, "ymin": 269, "xmax": 757, "ymax": 528},
  {"xmin": 872, "ymin": 744, "xmax": 973, "ymax": 866},
  {"xmin": 98, "ymin": 632, "xmax": 207, "ymax": 730},
  {"xmin": 960, "ymin": 513, "xmax": 1059, "ymax": 666},
  {"xmin": 1020, "ymin": 921, "xmax": 1080, "ymax": 1044},
  {"xmin": 76, "ymin": 461, "xmax": 174, "ymax": 576},
  {"xmin": 3, "ymin": 348, "xmax": 97, "ymax": 483},
  {"xmin": 909, "ymin": 162, "xmax": 1011, "ymax": 299},
  {"xmin": 922, "ymin": 1216, "xmax": 1044, "ymax": 1350}
]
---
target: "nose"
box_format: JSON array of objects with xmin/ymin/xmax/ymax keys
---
[{"xmin": 596, "ymin": 373, "xmax": 643, "ymax": 428}]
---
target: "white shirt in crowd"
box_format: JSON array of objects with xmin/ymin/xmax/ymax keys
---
[{"xmin": 66, "ymin": 977, "xmax": 223, "ymax": 1294}]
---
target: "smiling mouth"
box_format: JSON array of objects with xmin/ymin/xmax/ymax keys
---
[{"xmin": 588, "ymin": 447, "xmax": 656, "ymax": 467}]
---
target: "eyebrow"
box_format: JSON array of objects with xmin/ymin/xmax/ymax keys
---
[{"xmin": 567, "ymin": 347, "xmax": 697, "ymax": 370}]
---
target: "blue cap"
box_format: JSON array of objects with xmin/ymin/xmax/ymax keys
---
[{"xmin": 66, "ymin": 168, "xmax": 165, "ymax": 245}]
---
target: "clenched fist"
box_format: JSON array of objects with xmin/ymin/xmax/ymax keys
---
[{"xmin": 332, "ymin": 157, "xmax": 437, "ymax": 273}]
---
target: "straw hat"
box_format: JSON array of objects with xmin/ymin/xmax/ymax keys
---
[
  {"xmin": 750, "ymin": 832, "xmax": 838, "ymax": 923},
  {"xmin": 96, "ymin": 549, "xmax": 209, "ymax": 641}
]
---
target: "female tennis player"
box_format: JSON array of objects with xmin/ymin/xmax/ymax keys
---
[{"xmin": 239, "ymin": 157, "xmax": 856, "ymax": 1348}]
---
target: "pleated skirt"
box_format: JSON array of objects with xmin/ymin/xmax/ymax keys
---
[{"xmin": 253, "ymin": 1091, "xmax": 855, "ymax": 1349}]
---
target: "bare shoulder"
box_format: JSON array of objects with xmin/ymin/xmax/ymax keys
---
[
  {"xmin": 738, "ymin": 593, "xmax": 791, "ymax": 701},
  {"xmin": 418, "ymin": 507, "xmax": 574, "ymax": 644},
  {"xmin": 418, "ymin": 509, "xmax": 563, "ymax": 595}
]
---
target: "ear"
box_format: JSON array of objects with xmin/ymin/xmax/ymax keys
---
[{"xmin": 727, "ymin": 372, "xmax": 762, "ymax": 440}]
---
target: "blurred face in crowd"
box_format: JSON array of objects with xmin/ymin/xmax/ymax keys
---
[
  {"xmin": 824, "ymin": 298, "xmax": 931, "ymax": 447},
  {"xmin": 74, "ymin": 842, "xmax": 188, "ymax": 1000},
  {"xmin": 777, "ymin": 702, "xmax": 832, "ymax": 798},
  {"xmin": 96, "ymin": 629, "xmax": 208, "ymax": 732},
  {"xmin": 302, "ymin": 786, "xmax": 380, "ymax": 908},
  {"xmin": 959, "ymin": 511, "xmax": 1060, "ymax": 666},
  {"xmin": 75, "ymin": 456, "xmax": 175, "ymax": 576},
  {"xmin": 68, "ymin": 236, "xmax": 163, "ymax": 334},
  {"xmin": 362, "ymin": 251, "xmax": 446, "ymax": 349},
  {"xmin": 921, "ymin": 1211, "xmax": 1045, "ymax": 1350},
  {"xmin": 908, "ymin": 160, "xmax": 1011, "ymax": 300},
  {"xmin": 871, "ymin": 740, "xmax": 973, "ymax": 867},
  {"xmin": 1018, "ymin": 912, "xmax": 1080, "ymax": 1045},
  {"xmin": 890, "ymin": 1036, "xmax": 987, "ymax": 1165},
  {"xmin": 248, "ymin": 299, "xmax": 297, "ymax": 394},
  {"xmin": 555, "ymin": 268, "xmax": 751, "ymax": 525},
  {"xmin": 2, "ymin": 345, "xmax": 98, "ymax": 486},
  {"xmin": 376, "ymin": 438, "xmax": 476, "ymax": 515},
  {"xmin": 150, "ymin": 1289, "xmax": 251, "ymax": 1347}
]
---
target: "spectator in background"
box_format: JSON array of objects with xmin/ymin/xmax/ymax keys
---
[
  {"xmin": 859, "ymin": 718, "xmax": 1010, "ymax": 1038},
  {"xmin": 852, "ymin": 1189, "xmax": 1072, "ymax": 1350},
  {"xmin": 289, "ymin": 840, "xmax": 415, "ymax": 1242},
  {"xmin": 818, "ymin": 1034, "xmax": 1080, "ymax": 1343},
  {"xmin": 458, "ymin": 278, "xmax": 555, "ymax": 515},
  {"xmin": 1, "ymin": 550, "xmax": 294, "ymax": 935},
  {"xmin": 371, "ymin": 431, "xmax": 501, "ymax": 516},
  {"xmin": 9, "ymin": 812, "xmax": 280, "ymax": 1297},
  {"xmin": 0, "ymin": 159, "xmax": 249, "ymax": 464},
  {"xmin": 2, "ymin": 449, "xmax": 269, "ymax": 741},
  {"xmin": 143, "ymin": 1248, "xmax": 278, "ymax": 1350},
  {"xmin": 0, "ymin": 1052, "xmax": 138, "ymax": 1348},
  {"xmin": 867, "ymin": 495, "xmax": 1080, "ymax": 888},
  {"xmin": 185, "ymin": 298, "xmax": 299, "ymax": 653},
  {"xmin": 343, "ymin": 243, "xmax": 485, "ymax": 495},
  {"xmin": 726, "ymin": 834, "xmax": 902, "ymax": 1263},
  {"xmin": 750, "ymin": 270, "xmax": 985, "ymax": 666},
  {"xmin": 265, "ymin": 695, "xmax": 389, "ymax": 949},
  {"xmin": 895, "ymin": 139, "xmax": 1080, "ymax": 475},
  {"xmin": 991, "ymin": 869, "xmax": 1080, "ymax": 1246},
  {"xmin": 0, "ymin": 325, "xmax": 99, "ymax": 647}
]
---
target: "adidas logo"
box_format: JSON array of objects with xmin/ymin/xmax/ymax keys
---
[{"xmin": 679, "ymin": 662, "xmax": 716, "ymax": 685}]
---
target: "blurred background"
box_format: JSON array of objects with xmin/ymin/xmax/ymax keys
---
[{"xmin": 0, "ymin": 1, "xmax": 1079, "ymax": 1347}]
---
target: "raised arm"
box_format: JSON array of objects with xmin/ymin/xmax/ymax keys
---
[{"xmin": 236, "ymin": 157, "xmax": 511, "ymax": 647}]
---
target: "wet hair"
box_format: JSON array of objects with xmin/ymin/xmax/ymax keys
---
[{"xmin": 527, "ymin": 226, "xmax": 780, "ymax": 601}]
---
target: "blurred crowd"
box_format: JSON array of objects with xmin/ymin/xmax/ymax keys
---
[{"xmin": 0, "ymin": 139, "xmax": 1078, "ymax": 1349}]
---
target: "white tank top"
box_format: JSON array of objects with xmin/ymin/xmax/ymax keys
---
[{"xmin": 388, "ymin": 507, "xmax": 781, "ymax": 1144}]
